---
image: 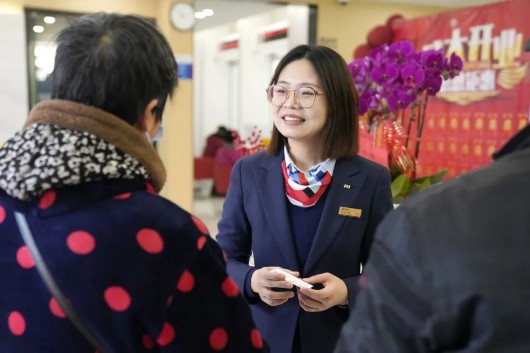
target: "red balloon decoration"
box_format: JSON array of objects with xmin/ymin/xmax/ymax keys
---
[
  {"xmin": 353, "ymin": 44, "xmax": 372, "ymax": 59},
  {"xmin": 386, "ymin": 14, "xmax": 404, "ymax": 29},
  {"xmin": 367, "ymin": 25, "xmax": 393, "ymax": 47},
  {"xmin": 352, "ymin": 14, "xmax": 406, "ymax": 59}
]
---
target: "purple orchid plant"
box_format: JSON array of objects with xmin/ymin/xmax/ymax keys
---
[
  {"xmin": 349, "ymin": 40, "xmax": 463, "ymax": 202},
  {"xmin": 350, "ymin": 40, "xmax": 463, "ymax": 119}
]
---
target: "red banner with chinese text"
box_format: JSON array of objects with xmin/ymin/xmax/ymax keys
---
[
  {"xmin": 393, "ymin": 0, "xmax": 529, "ymax": 178},
  {"xmin": 358, "ymin": 127, "xmax": 389, "ymax": 168}
]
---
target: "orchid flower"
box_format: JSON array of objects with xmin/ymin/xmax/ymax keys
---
[
  {"xmin": 349, "ymin": 40, "xmax": 463, "ymax": 114},
  {"xmin": 371, "ymin": 62, "xmax": 400, "ymax": 85}
]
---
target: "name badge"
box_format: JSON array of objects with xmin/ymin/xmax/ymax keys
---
[{"xmin": 338, "ymin": 207, "xmax": 362, "ymax": 218}]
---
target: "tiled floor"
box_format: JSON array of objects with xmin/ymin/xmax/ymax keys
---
[{"xmin": 193, "ymin": 196, "xmax": 225, "ymax": 238}]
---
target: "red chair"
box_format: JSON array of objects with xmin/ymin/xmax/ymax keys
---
[
  {"xmin": 194, "ymin": 157, "xmax": 215, "ymax": 179},
  {"xmin": 194, "ymin": 157, "xmax": 215, "ymax": 198},
  {"xmin": 214, "ymin": 163, "xmax": 232, "ymax": 196}
]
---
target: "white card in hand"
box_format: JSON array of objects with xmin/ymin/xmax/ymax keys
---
[{"xmin": 271, "ymin": 268, "xmax": 313, "ymax": 289}]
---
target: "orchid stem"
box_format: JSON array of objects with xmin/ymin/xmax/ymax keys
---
[
  {"xmin": 412, "ymin": 95, "xmax": 429, "ymax": 180},
  {"xmin": 405, "ymin": 108, "xmax": 413, "ymax": 149}
]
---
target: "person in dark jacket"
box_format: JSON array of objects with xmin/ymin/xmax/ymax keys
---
[
  {"xmin": 334, "ymin": 39, "xmax": 530, "ymax": 353},
  {"xmin": 0, "ymin": 13, "xmax": 265, "ymax": 353}
]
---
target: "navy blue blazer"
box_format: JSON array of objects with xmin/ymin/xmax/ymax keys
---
[{"xmin": 216, "ymin": 150, "xmax": 392, "ymax": 353}]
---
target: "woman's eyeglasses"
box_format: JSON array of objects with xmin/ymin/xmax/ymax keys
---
[{"xmin": 266, "ymin": 85, "xmax": 324, "ymax": 108}]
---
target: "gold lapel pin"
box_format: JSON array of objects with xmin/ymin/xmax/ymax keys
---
[{"xmin": 343, "ymin": 184, "xmax": 351, "ymax": 189}]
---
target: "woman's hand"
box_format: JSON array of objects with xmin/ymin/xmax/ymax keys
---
[
  {"xmin": 297, "ymin": 272, "xmax": 348, "ymax": 312},
  {"xmin": 251, "ymin": 267, "xmax": 298, "ymax": 306}
]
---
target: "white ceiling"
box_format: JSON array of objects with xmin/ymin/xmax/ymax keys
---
[
  {"xmin": 194, "ymin": 0, "xmax": 506, "ymax": 30},
  {"xmin": 194, "ymin": 0, "xmax": 283, "ymax": 31}
]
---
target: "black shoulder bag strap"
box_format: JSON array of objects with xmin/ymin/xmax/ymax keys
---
[{"xmin": 14, "ymin": 212, "xmax": 111, "ymax": 353}]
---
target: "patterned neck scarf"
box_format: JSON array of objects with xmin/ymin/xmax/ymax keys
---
[{"xmin": 282, "ymin": 147, "xmax": 336, "ymax": 207}]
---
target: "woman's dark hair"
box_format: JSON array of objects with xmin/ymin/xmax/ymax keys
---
[
  {"xmin": 51, "ymin": 13, "xmax": 178, "ymax": 125},
  {"xmin": 266, "ymin": 45, "xmax": 359, "ymax": 160}
]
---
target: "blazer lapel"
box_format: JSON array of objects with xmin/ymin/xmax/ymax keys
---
[
  {"xmin": 303, "ymin": 158, "xmax": 366, "ymax": 274},
  {"xmin": 254, "ymin": 152, "xmax": 299, "ymax": 271}
]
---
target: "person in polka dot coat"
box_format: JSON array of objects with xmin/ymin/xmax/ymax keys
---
[{"xmin": 0, "ymin": 13, "xmax": 265, "ymax": 353}]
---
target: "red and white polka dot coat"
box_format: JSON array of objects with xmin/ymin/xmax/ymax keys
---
[{"xmin": 0, "ymin": 179, "xmax": 266, "ymax": 353}]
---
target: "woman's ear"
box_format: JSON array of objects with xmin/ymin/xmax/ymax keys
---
[{"xmin": 136, "ymin": 99, "xmax": 159, "ymax": 134}]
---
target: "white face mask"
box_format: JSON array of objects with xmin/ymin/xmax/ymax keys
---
[{"xmin": 145, "ymin": 125, "xmax": 164, "ymax": 145}]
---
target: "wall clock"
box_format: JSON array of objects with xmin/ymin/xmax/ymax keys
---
[{"xmin": 169, "ymin": 2, "xmax": 195, "ymax": 31}]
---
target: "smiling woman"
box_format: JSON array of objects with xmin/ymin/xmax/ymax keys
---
[
  {"xmin": 269, "ymin": 59, "xmax": 328, "ymax": 160},
  {"xmin": 215, "ymin": 44, "xmax": 394, "ymax": 353}
]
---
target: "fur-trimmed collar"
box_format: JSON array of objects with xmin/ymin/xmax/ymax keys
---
[
  {"xmin": 0, "ymin": 100, "xmax": 166, "ymax": 201},
  {"xmin": 25, "ymin": 100, "xmax": 166, "ymax": 190}
]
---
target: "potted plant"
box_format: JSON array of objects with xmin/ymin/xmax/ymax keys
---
[{"xmin": 349, "ymin": 41, "xmax": 463, "ymax": 203}]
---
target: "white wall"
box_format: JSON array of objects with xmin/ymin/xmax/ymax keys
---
[
  {"xmin": 0, "ymin": 9, "xmax": 28, "ymax": 143},
  {"xmin": 193, "ymin": 4, "xmax": 310, "ymax": 156}
]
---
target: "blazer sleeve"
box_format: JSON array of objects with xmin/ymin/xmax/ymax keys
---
[
  {"xmin": 215, "ymin": 159, "xmax": 257, "ymax": 302},
  {"xmin": 343, "ymin": 165, "xmax": 393, "ymax": 307}
]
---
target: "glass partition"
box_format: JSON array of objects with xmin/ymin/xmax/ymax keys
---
[{"xmin": 25, "ymin": 8, "xmax": 83, "ymax": 109}]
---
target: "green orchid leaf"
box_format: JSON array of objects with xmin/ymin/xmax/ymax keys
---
[
  {"xmin": 414, "ymin": 169, "xmax": 448, "ymax": 185},
  {"xmin": 391, "ymin": 173, "xmax": 410, "ymax": 199},
  {"xmin": 390, "ymin": 169, "xmax": 447, "ymax": 204},
  {"xmin": 410, "ymin": 177, "xmax": 431, "ymax": 196},
  {"xmin": 393, "ymin": 195, "xmax": 405, "ymax": 204}
]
